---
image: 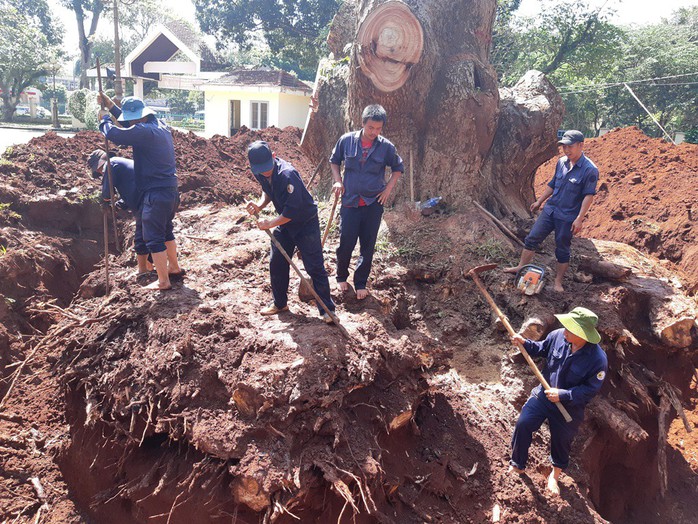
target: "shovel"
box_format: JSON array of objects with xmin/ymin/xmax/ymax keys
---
[
  {"xmin": 253, "ymin": 213, "xmax": 350, "ymax": 340},
  {"xmin": 467, "ymin": 263, "xmax": 573, "ymax": 423},
  {"xmin": 298, "ymin": 192, "xmax": 340, "ymax": 302}
]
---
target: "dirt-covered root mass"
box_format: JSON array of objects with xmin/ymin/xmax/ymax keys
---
[{"xmin": 0, "ymin": 126, "xmax": 696, "ymax": 524}]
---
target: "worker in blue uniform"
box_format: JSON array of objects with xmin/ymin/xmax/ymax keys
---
[
  {"xmin": 330, "ymin": 104, "xmax": 404, "ymax": 300},
  {"xmin": 505, "ymin": 130, "xmax": 599, "ymax": 292},
  {"xmin": 246, "ymin": 140, "xmax": 336, "ymax": 323},
  {"xmin": 97, "ymin": 94, "xmax": 183, "ymax": 290},
  {"xmin": 87, "ymin": 149, "xmax": 152, "ymax": 275},
  {"xmin": 509, "ymin": 307, "xmax": 608, "ymax": 495}
]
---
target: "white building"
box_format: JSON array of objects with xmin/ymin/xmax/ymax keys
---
[{"xmin": 201, "ymin": 69, "xmax": 313, "ymax": 137}]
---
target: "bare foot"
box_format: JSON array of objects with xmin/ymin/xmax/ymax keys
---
[
  {"xmin": 338, "ymin": 281, "xmax": 349, "ymax": 292},
  {"xmin": 503, "ymin": 266, "xmax": 521, "ymax": 274},
  {"xmin": 547, "ymin": 470, "xmax": 560, "ymax": 495},
  {"xmin": 508, "ymin": 465, "xmax": 524, "ymax": 475},
  {"xmin": 145, "ymin": 280, "xmax": 172, "ymax": 291},
  {"xmin": 356, "ymin": 288, "xmax": 369, "ymax": 300},
  {"xmin": 553, "ymin": 283, "xmax": 564, "ymax": 292}
]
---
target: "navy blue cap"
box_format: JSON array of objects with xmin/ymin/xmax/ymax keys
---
[
  {"xmin": 558, "ymin": 130, "xmax": 585, "ymax": 145},
  {"xmin": 248, "ymin": 140, "xmax": 274, "ymax": 175}
]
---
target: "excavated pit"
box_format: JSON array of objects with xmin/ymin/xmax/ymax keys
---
[{"xmin": 0, "ymin": 128, "xmax": 696, "ymax": 524}]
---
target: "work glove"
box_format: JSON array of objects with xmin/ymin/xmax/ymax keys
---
[{"xmin": 114, "ymin": 199, "xmax": 127, "ymax": 211}]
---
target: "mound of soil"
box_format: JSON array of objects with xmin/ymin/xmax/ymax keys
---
[{"xmin": 534, "ymin": 127, "xmax": 698, "ymax": 291}]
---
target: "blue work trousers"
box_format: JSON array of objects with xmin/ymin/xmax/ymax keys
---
[
  {"xmin": 336, "ymin": 202, "xmax": 383, "ymax": 290},
  {"xmin": 270, "ymin": 216, "xmax": 335, "ymax": 315},
  {"xmin": 137, "ymin": 188, "xmax": 179, "ymax": 254},
  {"xmin": 524, "ymin": 211, "xmax": 574, "ymax": 263},
  {"xmin": 510, "ymin": 395, "xmax": 583, "ymax": 470}
]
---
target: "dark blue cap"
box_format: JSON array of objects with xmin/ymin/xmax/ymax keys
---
[
  {"xmin": 248, "ymin": 140, "xmax": 274, "ymax": 174},
  {"xmin": 558, "ymin": 130, "xmax": 585, "ymax": 145}
]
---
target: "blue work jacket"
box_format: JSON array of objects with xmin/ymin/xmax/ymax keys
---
[
  {"xmin": 100, "ymin": 106, "xmax": 177, "ymax": 197},
  {"xmin": 102, "ymin": 157, "xmax": 137, "ymax": 210},
  {"xmin": 329, "ymin": 131, "xmax": 404, "ymax": 207},
  {"xmin": 254, "ymin": 158, "xmax": 317, "ymax": 227},
  {"xmin": 524, "ymin": 328, "xmax": 607, "ymax": 418},
  {"xmin": 544, "ymin": 154, "xmax": 599, "ymax": 222}
]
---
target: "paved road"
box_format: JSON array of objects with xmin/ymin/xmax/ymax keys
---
[{"xmin": 0, "ymin": 127, "xmax": 75, "ymax": 155}]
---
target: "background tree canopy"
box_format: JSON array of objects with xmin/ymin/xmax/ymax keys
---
[{"xmin": 193, "ymin": 0, "xmax": 340, "ymax": 80}]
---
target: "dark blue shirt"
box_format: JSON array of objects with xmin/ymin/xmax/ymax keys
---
[
  {"xmin": 102, "ymin": 157, "xmax": 137, "ymax": 211},
  {"xmin": 524, "ymin": 328, "xmax": 607, "ymax": 418},
  {"xmin": 544, "ymin": 153, "xmax": 599, "ymax": 222},
  {"xmin": 100, "ymin": 106, "xmax": 177, "ymax": 196},
  {"xmin": 254, "ymin": 158, "xmax": 317, "ymax": 226},
  {"xmin": 330, "ymin": 131, "xmax": 404, "ymax": 207}
]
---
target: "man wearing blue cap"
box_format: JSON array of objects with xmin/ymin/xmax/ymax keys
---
[
  {"xmin": 246, "ymin": 140, "xmax": 336, "ymax": 322},
  {"xmin": 505, "ymin": 130, "xmax": 599, "ymax": 292},
  {"xmin": 509, "ymin": 307, "xmax": 607, "ymax": 495},
  {"xmin": 98, "ymin": 93, "xmax": 183, "ymax": 290}
]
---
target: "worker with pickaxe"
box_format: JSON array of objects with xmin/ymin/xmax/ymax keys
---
[
  {"xmin": 246, "ymin": 141, "xmax": 337, "ymax": 323},
  {"xmin": 509, "ymin": 307, "xmax": 607, "ymax": 495},
  {"xmin": 98, "ymin": 93, "xmax": 184, "ymax": 291}
]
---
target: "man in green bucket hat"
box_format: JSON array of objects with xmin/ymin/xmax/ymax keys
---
[{"xmin": 509, "ymin": 307, "xmax": 608, "ymax": 495}]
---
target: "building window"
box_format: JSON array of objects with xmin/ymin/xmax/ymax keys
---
[{"xmin": 251, "ymin": 101, "xmax": 268, "ymax": 129}]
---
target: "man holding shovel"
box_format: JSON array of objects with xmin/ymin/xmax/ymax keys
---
[
  {"xmin": 98, "ymin": 94, "xmax": 183, "ymax": 291},
  {"xmin": 509, "ymin": 307, "xmax": 607, "ymax": 495},
  {"xmin": 246, "ymin": 141, "xmax": 336, "ymax": 323}
]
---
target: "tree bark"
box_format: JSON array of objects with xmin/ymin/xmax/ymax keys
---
[{"xmin": 303, "ymin": 0, "xmax": 563, "ymax": 213}]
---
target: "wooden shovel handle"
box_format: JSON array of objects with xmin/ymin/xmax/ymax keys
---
[
  {"xmin": 321, "ymin": 192, "xmax": 340, "ymax": 248},
  {"xmin": 470, "ymin": 271, "xmax": 573, "ymax": 423}
]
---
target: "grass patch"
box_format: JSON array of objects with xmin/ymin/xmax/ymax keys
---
[{"xmin": 468, "ymin": 238, "xmax": 510, "ymax": 263}]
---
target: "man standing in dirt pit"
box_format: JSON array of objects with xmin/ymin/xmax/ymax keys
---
[
  {"xmin": 504, "ymin": 130, "xmax": 598, "ymax": 292},
  {"xmin": 97, "ymin": 94, "xmax": 184, "ymax": 291},
  {"xmin": 245, "ymin": 140, "xmax": 336, "ymax": 323},
  {"xmin": 509, "ymin": 307, "xmax": 607, "ymax": 495},
  {"xmin": 87, "ymin": 150, "xmax": 153, "ymax": 276},
  {"xmin": 330, "ymin": 104, "xmax": 404, "ymax": 300}
]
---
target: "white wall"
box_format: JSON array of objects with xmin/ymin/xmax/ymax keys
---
[
  {"xmin": 278, "ymin": 93, "xmax": 311, "ymax": 129},
  {"xmin": 202, "ymin": 87, "xmax": 310, "ymax": 137}
]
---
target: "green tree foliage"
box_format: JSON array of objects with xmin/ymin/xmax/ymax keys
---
[
  {"xmin": 0, "ymin": 5, "xmax": 60, "ymax": 121},
  {"xmin": 146, "ymin": 88, "xmax": 202, "ymax": 115},
  {"xmin": 493, "ymin": 1, "xmax": 697, "ymax": 137},
  {"xmin": 8, "ymin": 0, "xmax": 63, "ymax": 46},
  {"xmin": 193, "ymin": 0, "xmax": 340, "ymax": 80},
  {"xmin": 63, "ymin": 0, "xmax": 105, "ymax": 88}
]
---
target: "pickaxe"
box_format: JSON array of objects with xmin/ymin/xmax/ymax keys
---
[{"xmin": 467, "ymin": 263, "xmax": 573, "ymax": 423}]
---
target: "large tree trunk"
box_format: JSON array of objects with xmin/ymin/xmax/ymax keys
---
[{"xmin": 302, "ymin": 0, "xmax": 562, "ymax": 211}]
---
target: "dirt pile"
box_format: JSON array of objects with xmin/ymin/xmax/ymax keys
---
[
  {"xmin": 1, "ymin": 126, "xmax": 696, "ymax": 523},
  {"xmin": 534, "ymin": 127, "xmax": 698, "ymax": 292}
]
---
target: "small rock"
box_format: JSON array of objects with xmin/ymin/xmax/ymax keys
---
[{"xmin": 630, "ymin": 175, "xmax": 642, "ymax": 184}]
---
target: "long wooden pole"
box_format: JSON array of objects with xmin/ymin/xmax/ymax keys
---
[
  {"xmin": 103, "ymin": 210, "xmax": 111, "ymax": 294},
  {"xmin": 469, "ymin": 268, "xmax": 573, "ymax": 423},
  {"xmin": 96, "ymin": 57, "xmax": 120, "ymax": 253}
]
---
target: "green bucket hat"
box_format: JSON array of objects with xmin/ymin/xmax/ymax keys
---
[{"xmin": 554, "ymin": 307, "xmax": 601, "ymax": 344}]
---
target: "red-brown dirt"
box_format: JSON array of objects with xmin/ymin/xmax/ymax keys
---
[
  {"xmin": 534, "ymin": 127, "xmax": 698, "ymax": 293},
  {"xmin": 0, "ymin": 125, "xmax": 696, "ymax": 524}
]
